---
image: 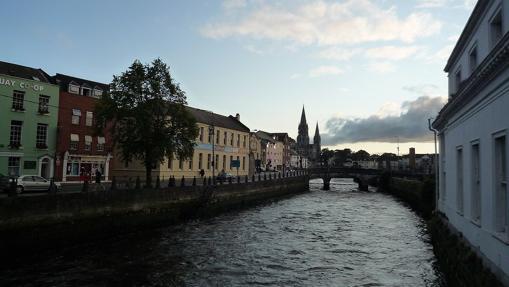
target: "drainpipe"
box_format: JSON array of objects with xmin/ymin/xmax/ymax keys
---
[{"xmin": 428, "ymin": 118, "xmax": 439, "ymax": 212}]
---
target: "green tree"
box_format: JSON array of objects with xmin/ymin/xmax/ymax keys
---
[{"xmin": 95, "ymin": 58, "xmax": 198, "ymax": 187}]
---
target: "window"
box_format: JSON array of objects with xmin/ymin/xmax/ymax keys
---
[
  {"xmin": 208, "ymin": 129, "xmax": 213, "ymax": 143},
  {"xmin": 224, "ymin": 131, "xmax": 227, "ymax": 145},
  {"xmin": 189, "ymin": 158, "xmax": 193, "ymax": 170},
  {"xmin": 440, "ymin": 134, "xmax": 446, "ymax": 200},
  {"xmin": 84, "ymin": 135, "xmax": 92, "ymax": 151},
  {"xmin": 72, "ymin": 109, "xmax": 81, "ymax": 125},
  {"xmin": 7, "ymin": 157, "xmax": 20, "ymax": 177},
  {"xmin": 230, "ymin": 156, "xmax": 233, "ymax": 170},
  {"xmin": 85, "ymin": 111, "xmax": 93, "ymax": 126},
  {"xmin": 38, "ymin": 95, "xmax": 49, "ymax": 114},
  {"xmin": 93, "ymin": 88, "xmax": 103, "ymax": 98},
  {"xmin": 457, "ymin": 147, "xmax": 464, "ymax": 214},
  {"xmin": 10, "ymin": 120, "xmax": 22, "ymax": 148},
  {"xmin": 97, "ymin": 137, "xmax": 105, "ymax": 151},
  {"xmin": 167, "ymin": 155, "xmax": 173, "ymax": 169},
  {"xmin": 12, "ymin": 90, "xmax": 24, "ymax": 110},
  {"xmin": 237, "ymin": 134, "xmax": 240, "ymax": 147},
  {"xmin": 230, "ymin": 133, "xmax": 234, "ymax": 146},
  {"xmin": 199, "ymin": 127, "xmax": 204, "ymax": 142},
  {"xmin": 215, "ymin": 154, "xmax": 219, "ymax": 169},
  {"xmin": 199, "ymin": 153, "xmax": 203, "ymax": 169},
  {"xmin": 207, "ymin": 154, "xmax": 211, "ymax": 170},
  {"xmin": 494, "ymin": 134, "xmax": 507, "ymax": 234},
  {"xmin": 223, "ymin": 155, "xmax": 226, "ymax": 170},
  {"xmin": 215, "ymin": 130, "xmax": 219, "ymax": 144},
  {"xmin": 469, "ymin": 46, "xmax": 478, "ymax": 74},
  {"xmin": 243, "ymin": 135, "xmax": 247, "ymax": 148},
  {"xmin": 471, "ymin": 142, "xmax": 481, "ymax": 223},
  {"xmin": 179, "ymin": 159, "xmax": 183, "ymax": 170},
  {"xmin": 81, "ymin": 86, "xmax": 92, "ymax": 97},
  {"xmin": 490, "ymin": 10, "xmax": 503, "ymax": 47},
  {"xmin": 36, "ymin": 123, "xmax": 48, "ymax": 148},
  {"xmin": 455, "ymin": 69, "xmax": 462, "ymax": 93},
  {"xmin": 243, "ymin": 156, "xmax": 246, "ymax": 170},
  {"xmin": 70, "ymin": 134, "xmax": 79, "ymax": 151},
  {"xmin": 68, "ymin": 84, "xmax": 80, "ymax": 94}
]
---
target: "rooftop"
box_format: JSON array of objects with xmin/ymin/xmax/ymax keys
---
[
  {"xmin": 186, "ymin": 106, "xmax": 250, "ymax": 133},
  {"xmin": 0, "ymin": 60, "xmax": 52, "ymax": 83}
]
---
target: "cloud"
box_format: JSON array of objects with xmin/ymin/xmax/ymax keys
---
[
  {"xmin": 322, "ymin": 95, "xmax": 447, "ymax": 145},
  {"xmin": 222, "ymin": 0, "xmax": 247, "ymax": 10},
  {"xmin": 416, "ymin": 0, "xmax": 449, "ymax": 8},
  {"xmin": 365, "ymin": 45, "xmax": 421, "ymax": 61},
  {"xmin": 317, "ymin": 47, "xmax": 362, "ymax": 61},
  {"xmin": 201, "ymin": 0, "xmax": 442, "ymax": 45},
  {"xmin": 367, "ymin": 61, "xmax": 396, "ymax": 73},
  {"xmin": 309, "ymin": 66, "xmax": 344, "ymax": 77},
  {"xmin": 429, "ymin": 44, "xmax": 455, "ymax": 61}
]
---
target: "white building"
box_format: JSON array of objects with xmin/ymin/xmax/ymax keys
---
[{"xmin": 433, "ymin": 0, "xmax": 509, "ymax": 284}]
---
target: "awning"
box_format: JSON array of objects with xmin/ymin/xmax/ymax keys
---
[
  {"xmin": 85, "ymin": 135, "xmax": 92, "ymax": 143},
  {"xmin": 97, "ymin": 137, "xmax": 105, "ymax": 144},
  {"xmin": 70, "ymin": 134, "xmax": 79, "ymax": 141},
  {"xmin": 72, "ymin": 109, "xmax": 81, "ymax": 116}
]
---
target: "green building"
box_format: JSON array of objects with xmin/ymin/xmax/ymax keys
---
[{"xmin": 0, "ymin": 61, "xmax": 60, "ymax": 178}]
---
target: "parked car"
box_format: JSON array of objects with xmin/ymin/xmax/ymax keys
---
[
  {"xmin": 0, "ymin": 173, "xmax": 11, "ymax": 192},
  {"xmin": 216, "ymin": 172, "xmax": 234, "ymax": 182},
  {"xmin": 15, "ymin": 175, "xmax": 61, "ymax": 194}
]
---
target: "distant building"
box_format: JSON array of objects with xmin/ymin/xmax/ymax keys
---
[
  {"xmin": 271, "ymin": 132, "xmax": 292, "ymax": 171},
  {"xmin": 0, "ymin": 61, "xmax": 59, "ymax": 178},
  {"xmin": 296, "ymin": 106, "xmax": 320, "ymax": 164},
  {"xmin": 255, "ymin": 130, "xmax": 277, "ymax": 171},
  {"xmin": 433, "ymin": 0, "xmax": 509, "ymax": 283},
  {"xmin": 248, "ymin": 132, "xmax": 262, "ymax": 175},
  {"xmin": 112, "ymin": 108, "xmax": 250, "ymax": 178},
  {"xmin": 53, "ymin": 74, "xmax": 112, "ymax": 182}
]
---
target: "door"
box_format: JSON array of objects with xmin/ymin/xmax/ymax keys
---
[
  {"xmin": 40, "ymin": 158, "xmax": 50, "ymax": 179},
  {"xmin": 34, "ymin": 176, "xmax": 50, "ymax": 190}
]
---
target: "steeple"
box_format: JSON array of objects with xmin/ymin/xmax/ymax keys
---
[
  {"xmin": 300, "ymin": 105, "xmax": 307, "ymax": 125},
  {"xmin": 314, "ymin": 122, "xmax": 320, "ymax": 138}
]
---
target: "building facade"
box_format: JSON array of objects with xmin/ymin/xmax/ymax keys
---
[
  {"xmin": 112, "ymin": 108, "xmax": 251, "ymax": 179},
  {"xmin": 296, "ymin": 106, "xmax": 321, "ymax": 165},
  {"xmin": 255, "ymin": 131, "xmax": 277, "ymax": 171},
  {"xmin": 271, "ymin": 133, "xmax": 292, "ymax": 171},
  {"xmin": 0, "ymin": 61, "xmax": 59, "ymax": 178},
  {"xmin": 433, "ymin": 0, "xmax": 509, "ymax": 283},
  {"xmin": 53, "ymin": 74, "xmax": 112, "ymax": 182},
  {"xmin": 249, "ymin": 132, "xmax": 262, "ymax": 175}
]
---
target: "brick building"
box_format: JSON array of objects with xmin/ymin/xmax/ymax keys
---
[{"xmin": 53, "ymin": 74, "xmax": 112, "ymax": 182}]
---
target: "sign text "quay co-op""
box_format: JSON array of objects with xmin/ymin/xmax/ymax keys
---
[{"xmin": 0, "ymin": 77, "xmax": 46, "ymax": 91}]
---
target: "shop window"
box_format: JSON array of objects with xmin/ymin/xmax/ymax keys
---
[
  {"xmin": 38, "ymin": 95, "xmax": 50, "ymax": 114},
  {"xmin": 12, "ymin": 90, "xmax": 24, "ymax": 111},
  {"xmin": 36, "ymin": 123, "xmax": 48, "ymax": 149},
  {"xmin": 66, "ymin": 162, "xmax": 80, "ymax": 176},
  {"xmin": 7, "ymin": 157, "xmax": 20, "ymax": 177},
  {"xmin": 72, "ymin": 109, "xmax": 81, "ymax": 125},
  {"xmin": 9, "ymin": 120, "xmax": 22, "ymax": 148}
]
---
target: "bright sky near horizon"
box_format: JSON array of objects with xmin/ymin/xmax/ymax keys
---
[{"xmin": 0, "ymin": 0, "xmax": 476, "ymax": 154}]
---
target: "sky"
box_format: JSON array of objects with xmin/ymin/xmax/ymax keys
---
[{"xmin": 0, "ymin": 0, "xmax": 476, "ymax": 154}]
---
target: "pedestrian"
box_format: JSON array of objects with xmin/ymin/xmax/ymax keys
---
[{"xmin": 95, "ymin": 169, "xmax": 102, "ymax": 184}]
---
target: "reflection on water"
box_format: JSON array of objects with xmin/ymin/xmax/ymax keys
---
[{"xmin": 1, "ymin": 178, "xmax": 444, "ymax": 286}]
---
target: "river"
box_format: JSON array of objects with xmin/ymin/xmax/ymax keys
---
[{"xmin": 1, "ymin": 178, "xmax": 444, "ymax": 286}]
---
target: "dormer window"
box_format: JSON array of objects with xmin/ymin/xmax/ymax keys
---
[
  {"xmin": 93, "ymin": 88, "xmax": 103, "ymax": 98},
  {"xmin": 469, "ymin": 46, "xmax": 478, "ymax": 74},
  {"xmin": 81, "ymin": 86, "xmax": 92, "ymax": 97},
  {"xmin": 68, "ymin": 82, "xmax": 80, "ymax": 94},
  {"xmin": 490, "ymin": 9, "xmax": 503, "ymax": 47},
  {"xmin": 455, "ymin": 68, "xmax": 462, "ymax": 93}
]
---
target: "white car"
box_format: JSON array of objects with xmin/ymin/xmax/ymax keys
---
[{"xmin": 16, "ymin": 175, "xmax": 61, "ymax": 194}]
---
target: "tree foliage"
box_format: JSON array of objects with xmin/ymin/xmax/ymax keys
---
[{"xmin": 95, "ymin": 58, "xmax": 198, "ymax": 186}]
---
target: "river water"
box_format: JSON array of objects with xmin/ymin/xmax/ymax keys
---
[{"xmin": 1, "ymin": 178, "xmax": 444, "ymax": 286}]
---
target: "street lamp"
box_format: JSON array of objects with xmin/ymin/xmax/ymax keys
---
[{"xmin": 209, "ymin": 125, "xmax": 215, "ymax": 184}]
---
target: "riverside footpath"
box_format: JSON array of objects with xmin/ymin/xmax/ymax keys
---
[{"xmin": 0, "ymin": 171, "xmax": 309, "ymax": 263}]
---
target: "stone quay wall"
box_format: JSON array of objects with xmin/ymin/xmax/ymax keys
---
[{"xmin": 0, "ymin": 175, "xmax": 309, "ymax": 260}]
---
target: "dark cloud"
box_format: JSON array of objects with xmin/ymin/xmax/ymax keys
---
[{"xmin": 322, "ymin": 95, "xmax": 446, "ymax": 145}]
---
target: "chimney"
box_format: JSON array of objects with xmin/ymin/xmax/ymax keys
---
[{"xmin": 235, "ymin": 113, "xmax": 240, "ymax": 121}]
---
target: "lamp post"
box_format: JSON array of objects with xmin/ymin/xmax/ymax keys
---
[{"xmin": 209, "ymin": 125, "xmax": 215, "ymax": 184}]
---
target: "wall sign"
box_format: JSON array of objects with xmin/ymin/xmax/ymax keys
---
[{"xmin": 0, "ymin": 77, "xmax": 46, "ymax": 91}]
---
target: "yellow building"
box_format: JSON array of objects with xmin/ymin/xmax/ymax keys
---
[{"xmin": 112, "ymin": 107, "xmax": 251, "ymax": 179}]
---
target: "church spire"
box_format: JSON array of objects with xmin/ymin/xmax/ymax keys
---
[
  {"xmin": 300, "ymin": 105, "xmax": 307, "ymax": 125},
  {"xmin": 314, "ymin": 122, "xmax": 320, "ymax": 137}
]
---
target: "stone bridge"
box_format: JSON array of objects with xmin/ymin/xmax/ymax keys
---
[{"xmin": 308, "ymin": 167, "xmax": 382, "ymax": 191}]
